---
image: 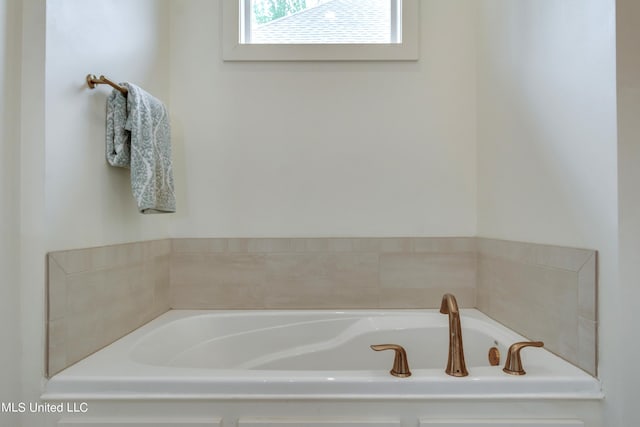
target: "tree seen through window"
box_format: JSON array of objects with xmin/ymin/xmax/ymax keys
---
[{"xmin": 251, "ymin": 0, "xmax": 333, "ymax": 25}]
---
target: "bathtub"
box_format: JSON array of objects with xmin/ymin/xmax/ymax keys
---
[{"xmin": 43, "ymin": 309, "xmax": 601, "ymax": 400}]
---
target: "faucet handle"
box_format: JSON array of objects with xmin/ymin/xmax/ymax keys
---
[
  {"xmin": 503, "ymin": 341, "xmax": 544, "ymax": 375},
  {"xmin": 371, "ymin": 344, "xmax": 412, "ymax": 378}
]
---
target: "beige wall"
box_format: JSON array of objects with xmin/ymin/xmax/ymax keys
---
[
  {"xmin": 475, "ymin": 0, "xmax": 617, "ymax": 424},
  {"xmin": 0, "ymin": 0, "xmax": 22, "ymax": 419},
  {"xmin": 167, "ymin": 0, "xmax": 478, "ymax": 238}
]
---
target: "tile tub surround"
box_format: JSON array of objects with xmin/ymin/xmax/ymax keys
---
[
  {"xmin": 170, "ymin": 238, "xmax": 477, "ymax": 309},
  {"xmin": 46, "ymin": 240, "xmax": 171, "ymax": 377},
  {"xmin": 46, "ymin": 237, "xmax": 597, "ymax": 377}
]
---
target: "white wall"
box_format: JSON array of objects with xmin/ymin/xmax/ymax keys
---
[
  {"xmin": 13, "ymin": 1, "xmax": 171, "ymax": 426},
  {"xmin": 168, "ymin": 0, "xmax": 478, "ymax": 238},
  {"xmin": 0, "ymin": 0, "xmax": 22, "ymax": 422},
  {"xmin": 19, "ymin": 0, "xmax": 47, "ymax": 424},
  {"xmin": 45, "ymin": 0, "xmax": 172, "ymax": 251},
  {"xmin": 616, "ymin": 0, "xmax": 640, "ymax": 424},
  {"xmin": 9, "ymin": 1, "xmax": 631, "ymax": 425},
  {"xmin": 475, "ymin": 0, "xmax": 617, "ymax": 425},
  {"xmin": 476, "ymin": 0, "xmax": 618, "ymax": 247}
]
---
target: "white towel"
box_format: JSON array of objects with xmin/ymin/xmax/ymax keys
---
[{"xmin": 105, "ymin": 83, "xmax": 175, "ymax": 214}]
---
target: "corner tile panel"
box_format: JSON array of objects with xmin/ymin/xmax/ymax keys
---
[
  {"xmin": 476, "ymin": 238, "xmax": 597, "ymax": 376},
  {"xmin": 578, "ymin": 316, "xmax": 597, "ymax": 375},
  {"xmin": 578, "ymin": 254, "xmax": 597, "ymax": 321},
  {"xmin": 477, "ymin": 238, "xmax": 593, "ymax": 272},
  {"xmin": 47, "ymin": 258, "xmax": 67, "ymax": 322},
  {"xmin": 46, "ymin": 239, "xmax": 171, "ymax": 377}
]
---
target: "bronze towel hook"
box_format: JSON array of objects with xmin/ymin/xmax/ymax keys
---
[{"xmin": 86, "ymin": 74, "xmax": 128, "ymax": 95}]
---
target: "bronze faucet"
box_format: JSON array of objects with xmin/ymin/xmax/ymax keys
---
[
  {"xmin": 440, "ymin": 293, "xmax": 468, "ymax": 377},
  {"xmin": 503, "ymin": 341, "xmax": 544, "ymax": 375},
  {"xmin": 370, "ymin": 344, "xmax": 412, "ymax": 378}
]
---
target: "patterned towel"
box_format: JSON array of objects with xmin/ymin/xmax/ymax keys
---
[{"xmin": 105, "ymin": 83, "xmax": 175, "ymax": 214}]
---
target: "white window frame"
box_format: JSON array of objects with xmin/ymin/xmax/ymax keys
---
[{"xmin": 222, "ymin": 0, "xmax": 419, "ymax": 61}]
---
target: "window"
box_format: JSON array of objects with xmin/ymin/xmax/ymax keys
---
[
  {"xmin": 222, "ymin": 0, "xmax": 419, "ymax": 61},
  {"xmin": 242, "ymin": 0, "xmax": 401, "ymax": 44}
]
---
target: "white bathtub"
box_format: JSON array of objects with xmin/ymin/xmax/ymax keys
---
[{"xmin": 43, "ymin": 309, "xmax": 601, "ymax": 400}]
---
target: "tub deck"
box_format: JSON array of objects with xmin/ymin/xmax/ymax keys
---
[{"xmin": 43, "ymin": 309, "xmax": 602, "ymax": 400}]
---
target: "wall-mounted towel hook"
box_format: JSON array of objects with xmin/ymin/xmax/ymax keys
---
[{"xmin": 86, "ymin": 74, "xmax": 128, "ymax": 95}]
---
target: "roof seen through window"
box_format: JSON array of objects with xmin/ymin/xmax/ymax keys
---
[{"xmin": 247, "ymin": 0, "xmax": 398, "ymax": 44}]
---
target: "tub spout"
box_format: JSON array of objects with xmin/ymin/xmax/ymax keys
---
[{"xmin": 439, "ymin": 293, "xmax": 468, "ymax": 377}]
